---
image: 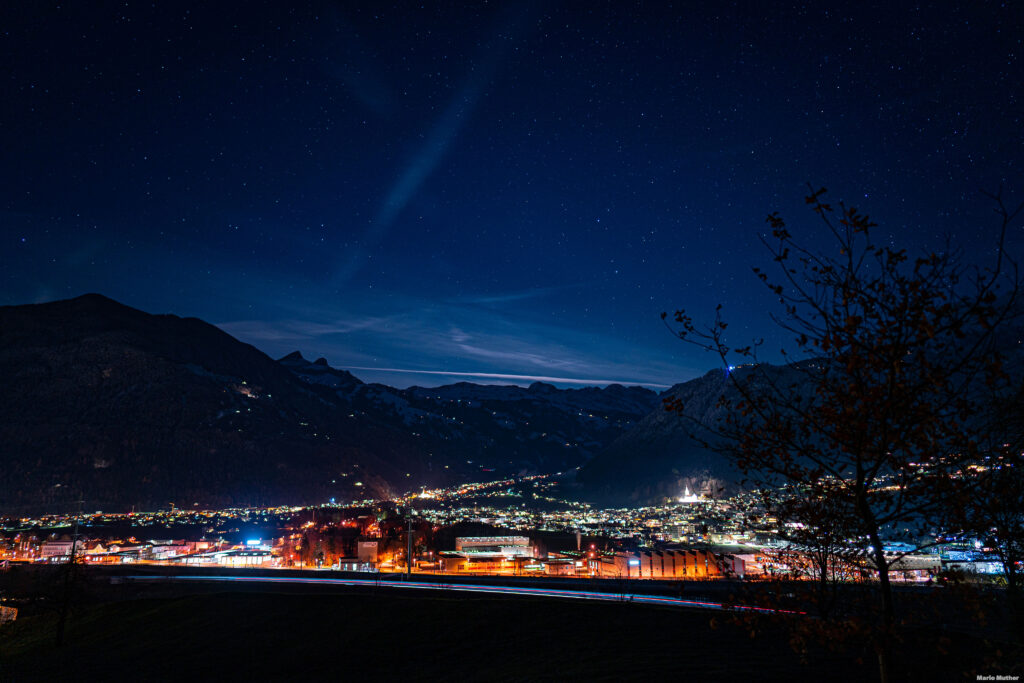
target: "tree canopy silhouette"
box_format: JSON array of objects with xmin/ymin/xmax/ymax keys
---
[{"xmin": 665, "ymin": 185, "xmax": 1022, "ymax": 682}]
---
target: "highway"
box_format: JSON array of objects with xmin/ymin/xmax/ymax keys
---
[{"xmin": 125, "ymin": 573, "xmax": 802, "ymax": 614}]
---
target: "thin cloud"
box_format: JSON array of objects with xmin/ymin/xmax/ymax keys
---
[
  {"xmin": 454, "ymin": 342, "xmax": 583, "ymax": 371},
  {"xmin": 217, "ymin": 316, "xmax": 397, "ymax": 341},
  {"xmin": 453, "ymin": 283, "xmax": 586, "ymax": 306},
  {"xmin": 333, "ymin": 6, "xmax": 534, "ymax": 285},
  {"xmin": 343, "ymin": 366, "xmax": 672, "ymax": 389},
  {"xmin": 204, "ymin": 278, "xmax": 701, "ymax": 390}
]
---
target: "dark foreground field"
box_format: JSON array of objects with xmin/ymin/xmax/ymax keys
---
[{"xmin": 0, "ymin": 578, "xmax": 1015, "ymax": 682}]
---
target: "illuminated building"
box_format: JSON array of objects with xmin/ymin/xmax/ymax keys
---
[
  {"xmin": 39, "ymin": 540, "xmax": 77, "ymax": 559},
  {"xmin": 439, "ymin": 536, "xmax": 535, "ymax": 573},
  {"xmin": 583, "ymin": 549, "xmax": 746, "ymax": 579},
  {"xmin": 357, "ymin": 541, "xmax": 378, "ymax": 564},
  {"xmin": 217, "ymin": 549, "xmax": 274, "ymax": 567}
]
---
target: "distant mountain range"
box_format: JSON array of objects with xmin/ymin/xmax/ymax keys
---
[{"xmin": 1, "ymin": 294, "xmax": 743, "ymax": 511}]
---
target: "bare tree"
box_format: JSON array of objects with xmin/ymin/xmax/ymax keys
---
[{"xmin": 665, "ymin": 186, "xmax": 1021, "ymax": 682}]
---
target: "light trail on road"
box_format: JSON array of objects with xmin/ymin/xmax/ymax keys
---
[{"xmin": 124, "ymin": 574, "xmax": 803, "ymax": 614}]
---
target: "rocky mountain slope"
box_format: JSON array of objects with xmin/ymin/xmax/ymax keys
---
[
  {"xmin": 0, "ymin": 294, "xmax": 430, "ymax": 511},
  {"xmin": 577, "ymin": 318, "xmax": 1024, "ymax": 506},
  {"xmin": 575, "ymin": 363, "xmax": 811, "ymax": 505},
  {"xmin": 0, "ymin": 294, "xmax": 661, "ymax": 511},
  {"xmin": 274, "ymin": 351, "xmax": 660, "ymax": 480}
]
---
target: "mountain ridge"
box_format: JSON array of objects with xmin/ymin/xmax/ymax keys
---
[{"xmin": 0, "ymin": 294, "xmax": 676, "ymax": 511}]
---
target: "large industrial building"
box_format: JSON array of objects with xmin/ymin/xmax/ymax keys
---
[
  {"xmin": 438, "ymin": 537, "xmax": 746, "ymax": 579},
  {"xmin": 555, "ymin": 549, "xmax": 746, "ymax": 579},
  {"xmin": 439, "ymin": 536, "xmax": 535, "ymax": 573}
]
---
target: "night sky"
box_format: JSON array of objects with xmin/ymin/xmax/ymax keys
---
[{"xmin": 3, "ymin": 2, "xmax": 1022, "ymax": 388}]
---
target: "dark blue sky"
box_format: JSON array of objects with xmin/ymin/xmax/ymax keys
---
[{"xmin": 3, "ymin": 2, "xmax": 1022, "ymax": 388}]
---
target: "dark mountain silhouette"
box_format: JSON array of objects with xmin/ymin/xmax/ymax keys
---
[
  {"xmin": 0, "ymin": 294, "xmax": 661, "ymax": 511},
  {"xmin": 575, "ymin": 363, "xmax": 813, "ymax": 506},
  {"xmin": 275, "ymin": 350, "xmax": 660, "ymax": 481},
  {"xmin": 0, "ymin": 294, "xmax": 434, "ymax": 511},
  {"xmin": 577, "ymin": 314, "xmax": 1024, "ymax": 506}
]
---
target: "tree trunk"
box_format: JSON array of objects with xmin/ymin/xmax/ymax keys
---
[
  {"xmin": 856, "ymin": 486, "xmax": 894, "ymax": 683},
  {"xmin": 1005, "ymin": 557, "xmax": 1023, "ymax": 643},
  {"xmin": 868, "ymin": 526, "xmax": 894, "ymax": 683}
]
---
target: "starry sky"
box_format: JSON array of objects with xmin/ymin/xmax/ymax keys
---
[{"xmin": 2, "ymin": 2, "xmax": 1022, "ymax": 388}]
